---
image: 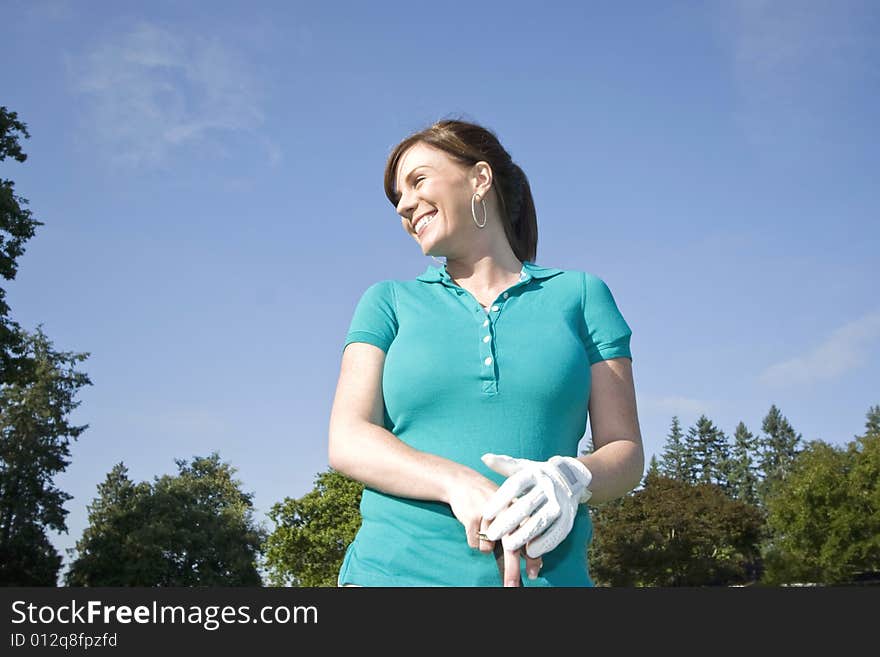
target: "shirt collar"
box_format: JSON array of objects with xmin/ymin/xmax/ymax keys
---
[{"xmin": 416, "ymin": 260, "xmax": 564, "ymax": 284}]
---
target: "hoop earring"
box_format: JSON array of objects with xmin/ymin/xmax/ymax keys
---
[{"xmin": 471, "ymin": 193, "xmax": 487, "ymax": 228}]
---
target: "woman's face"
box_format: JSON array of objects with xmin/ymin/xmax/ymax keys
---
[{"xmin": 394, "ymin": 142, "xmax": 476, "ymax": 256}]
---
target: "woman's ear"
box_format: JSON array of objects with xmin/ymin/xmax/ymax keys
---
[{"xmin": 471, "ymin": 161, "xmax": 493, "ymax": 198}]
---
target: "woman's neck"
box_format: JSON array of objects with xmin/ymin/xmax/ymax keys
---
[
  {"xmin": 446, "ymin": 252, "xmax": 522, "ymax": 290},
  {"xmin": 444, "ymin": 255, "xmax": 523, "ymax": 292}
]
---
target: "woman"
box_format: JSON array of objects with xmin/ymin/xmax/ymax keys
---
[{"xmin": 328, "ymin": 119, "xmax": 643, "ymax": 586}]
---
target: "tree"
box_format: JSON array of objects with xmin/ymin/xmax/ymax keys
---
[
  {"xmin": 63, "ymin": 464, "xmax": 154, "ymax": 585},
  {"xmin": 762, "ymin": 440, "xmax": 851, "ymax": 584},
  {"xmin": 727, "ymin": 422, "xmax": 761, "ymax": 506},
  {"xmin": 762, "ymin": 405, "xmax": 880, "ymax": 585},
  {"xmin": 0, "ymin": 327, "xmax": 90, "ymax": 585},
  {"xmin": 659, "ymin": 416, "xmax": 691, "ymax": 482},
  {"xmin": 685, "ymin": 415, "xmax": 729, "ymax": 487},
  {"xmin": 757, "ymin": 405, "xmax": 801, "ymax": 503},
  {"xmin": 847, "ymin": 405, "xmax": 880, "ymax": 581},
  {"xmin": 590, "ymin": 473, "xmax": 764, "ymax": 586},
  {"xmin": 864, "ymin": 404, "xmax": 880, "ymax": 436},
  {"xmin": 66, "ymin": 453, "xmax": 265, "ymax": 586},
  {"xmin": 0, "ymin": 107, "xmax": 43, "ymax": 384},
  {"xmin": 642, "ymin": 454, "xmax": 660, "ymax": 487},
  {"xmin": 264, "ymin": 469, "xmax": 364, "ymax": 587}
]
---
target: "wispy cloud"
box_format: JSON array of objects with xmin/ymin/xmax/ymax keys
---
[
  {"xmin": 759, "ymin": 310, "xmax": 880, "ymax": 387},
  {"xmin": 68, "ymin": 22, "xmax": 280, "ymax": 168}
]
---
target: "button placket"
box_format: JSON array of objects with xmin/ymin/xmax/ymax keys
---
[
  {"xmin": 480, "ymin": 309, "xmax": 495, "ymax": 380},
  {"xmin": 439, "ymin": 268, "xmax": 534, "ymax": 395},
  {"xmin": 483, "ymin": 300, "xmax": 502, "ymax": 376},
  {"xmin": 480, "ymin": 272, "xmax": 532, "ymax": 394}
]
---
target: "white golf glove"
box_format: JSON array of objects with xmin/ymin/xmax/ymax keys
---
[{"xmin": 481, "ymin": 453, "xmax": 593, "ymax": 559}]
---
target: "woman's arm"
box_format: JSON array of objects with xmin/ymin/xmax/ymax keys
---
[
  {"xmin": 329, "ymin": 341, "xmax": 540, "ymax": 584},
  {"xmin": 579, "ymin": 357, "xmax": 645, "ymax": 504},
  {"xmin": 328, "ymin": 342, "xmax": 484, "ymax": 504}
]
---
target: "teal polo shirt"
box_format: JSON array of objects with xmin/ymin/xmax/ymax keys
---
[{"xmin": 338, "ymin": 261, "xmax": 632, "ymax": 586}]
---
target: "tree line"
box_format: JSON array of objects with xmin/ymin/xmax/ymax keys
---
[
  {"xmin": 263, "ymin": 404, "xmax": 880, "ymax": 587},
  {"xmin": 2, "ymin": 107, "xmax": 878, "ymax": 587},
  {"xmin": 590, "ymin": 405, "xmax": 880, "ymax": 586}
]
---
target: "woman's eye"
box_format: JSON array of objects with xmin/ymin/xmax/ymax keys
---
[{"xmin": 415, "ymin": 176, "xmax": 425, "ymax": 186}]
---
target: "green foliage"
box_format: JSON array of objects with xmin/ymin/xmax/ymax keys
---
[
  {"xmin": 0, "ymin": 327, "xmax": 91, "ymax": 585},
  {"xmin": 66, "ymin": 454, "xmax": 265, "ymax": 586},
  {"xmin": 757, "ymin": 404, "xmax": 802, "ymax": 503},
  {"xmin": 643, "ymin": 454, "xmax": 660, "ymax": 487},
  {"xmin": 590, "ymin": 473, "xmax": 764, "ymax": 586},
  {"xmin": 727, "ymin": 422, "xmax": 761, "ymax": 507},
  {"xmin": 0, "ymin": 523, "xmax": 63, "ymax": 586},
  {"xmin": 659, "ymin": 416, "xmax": 690, "ymax": 482},
  {"xmin": 0, "ymin": 106, "xmax": 30, "ymax": 162},
  {"xmin": 264, "ymin": 469, "xmax": 363, "ymax": 587},
  {"xmin": 0, "ymin": 109, "xmax": 79, "ymax": 586},
  {"xmin": 685, "ymin": 415, "xmax": 729, "ymax": 487},
  {"xmin": 865, "ymin": 405, "xmax": 880, "ymax": 436},
  {"xmin": 0, "ymin": 106, "xmax": 43, "ymax": 385},
  {"xmin": 847, "ymin": 408, "xmax": 880, "ymax": 578},
  {"xmin": 762, "ymin": 407, "xmax": 880, "ymax": 585},
  {"xmin": 267, "ymin": 406, "xmax": 876, "ymax": 587}
]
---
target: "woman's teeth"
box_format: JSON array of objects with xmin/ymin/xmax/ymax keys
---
[{"xmin": 416, "ymin": 213, "xmax": 437, "ymax": 235}]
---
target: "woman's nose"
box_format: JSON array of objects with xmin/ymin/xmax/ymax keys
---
[{"xmin": 396, "ymin": 190, "xmax": 416, "ymax": 218}]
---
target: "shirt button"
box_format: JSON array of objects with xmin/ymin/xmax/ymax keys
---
[
  {"xmin": 482, "ymin": 319, "xmax": 489, "ymax": 327},
  {"xmin": 491, "ymin": 305, "xmax": 500, "ymax": 312},
  {"xmin": 483, "ymin": 335, "xmax": 491, "ymax": 343},
  {"xmin": 484, "ymin": 356, "xmax": 493, "ymax": 366},
  {"xmin": 503, "ymin": 292, "xmax": 509, "ymax": 298}
]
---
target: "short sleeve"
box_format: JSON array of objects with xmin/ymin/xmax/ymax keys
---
[
  {"xmin": 581, "ymin": 272, "xmax": 632, "ymax": 365},
  {"xmin": 343, "ymin": 280, "xmax": 399, "ymax": 354}
]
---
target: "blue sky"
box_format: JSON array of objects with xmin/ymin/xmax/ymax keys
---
[{"xmin": 2, "ymin": 0, "xmax": 878, "ymax": 575}]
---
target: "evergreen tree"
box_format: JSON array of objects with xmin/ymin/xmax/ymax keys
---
[
  {"xmin": 0, "ymin": 107, "xmax": 43, "ymax": 384},
  {"xmin": 758, "ymin": 405, "xmax": 801, "ymax": 502},
  {"xmin": 714, "ymin": 428, "xmax": 733, "ymax": 493},
  {"xmin": 63, "ymin": 465, "xmax": 153, "ymax": 585},
  {"xmin": 727, "ymin": 422, "xmax": 761, "ymax": 506},
  {"xmin": 659, "ymin": 416, "xmax": 691, "ymax": 482},
  {"xmin": 0, "ymin": 108, "xmax": 87, "ymax": 585},
  {"xmin": 686, "ymin": 415, "xmax": 728, "ymax": 487},
  {"xmin": 863, "ymin": 405, "xmax": 880, "ymax": 437},
  {"xmin": 642, "ymin": 455, "xmax": 661, "ymax": 488},
  {"xmin": 66, "ymin": 454, "xmax": 265, "ymax": 586},
  {"xmin": 0, "ymin": 327, "xmax": 90, "ymax": 585}
]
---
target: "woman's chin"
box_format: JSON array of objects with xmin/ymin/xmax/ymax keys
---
[{"xmin": 419, "ymin": 236, "xmax": 444, "ymax": 258}]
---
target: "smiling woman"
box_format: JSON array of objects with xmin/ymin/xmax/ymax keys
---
[
  {"xmin": 385, "ymin": 122, "xmax": 538, "ymax": 269},
  {"xmin": 327, "ymin": 118, "xmax": 644, "ymax": 587}
]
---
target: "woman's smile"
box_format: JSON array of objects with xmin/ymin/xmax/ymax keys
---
[{"xmin": 415, "ymin": 211, "xmax": 438, "ymax": 236}]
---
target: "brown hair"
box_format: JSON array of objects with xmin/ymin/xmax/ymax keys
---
[{"xmin": 383, "ymin": 119, "xmax": 538, "ymax": 263}]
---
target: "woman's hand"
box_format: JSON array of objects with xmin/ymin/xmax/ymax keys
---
[
  {"xmin": 480, "ymin": 453, "xmax": 593, "ymax": 558},
  {"xmin": 444, "ymin": 468, "xmax": 542, "ymax": 586}
]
